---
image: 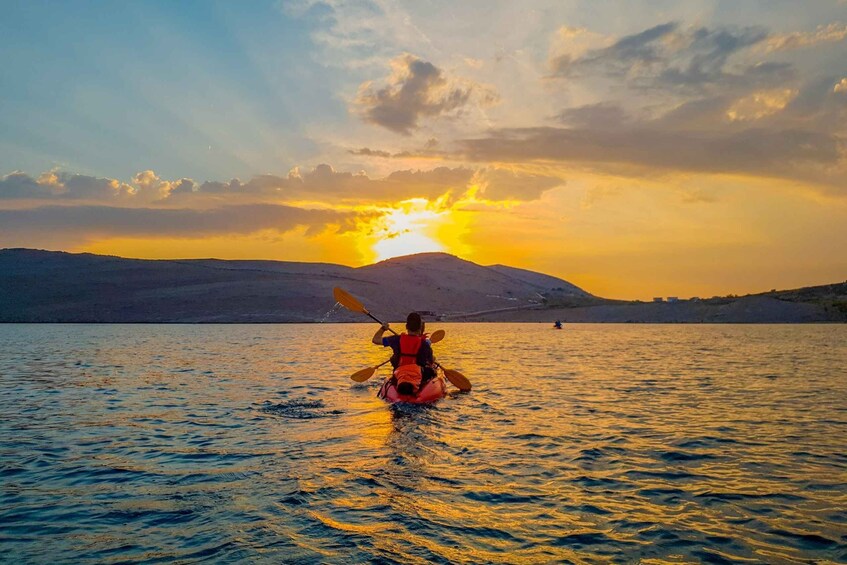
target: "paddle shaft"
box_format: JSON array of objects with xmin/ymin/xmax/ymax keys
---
[{"xmin": 365, "ymin": 311, "xmax": 399, "ymax": 336}]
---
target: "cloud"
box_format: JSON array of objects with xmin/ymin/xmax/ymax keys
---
[
  {"xmin": 0, "ymin": 165, "xmax": 474, "ymax": 205},
  {"xmin": 354, "ymin": 54, "xmax": 497, "ymax": 134},
  {"xmin": 0, "ymin": 161, "xmax": 567, "ymax": 239},
  {"xmin": 348, "ymin": 138, "xmax": 441, "ymax": 159},
  {"xmin": 835, "ymin": 78, "xmax": 847, "ymax": 93},
  {"xmin": 455, "ymin": 120, "xmax": 844, "ymax": 190},
  {"xmin": 348, "ymin": 147, "xmax": 393, "ymax": 158},
  {"xmin": 551, "ymin": 22, "xmax": 679, "ymax": 77},
  {"xmin": 777, "ymin": 75, "xmax": 847, "ymax": 120},
  {"xmin": 0, "ymin": 172, "xmax": 56, "ymax": 198},
  {"xmin": 549, "ymin": 26, "xmax": 610, "ymax": 65},
  {"xmin": 61, "ymin": 174, "xmax": 133, "ymax": 199},
  {"xmin": 555, "ymin": 103, "xmax": 631, "ymax": 129},
  {"xmin": 0, "ymin": 204, "xmax": 356, "ymax": 244},
  {"xmin": 132, "ymin": 171, "xmax": 199, "ymax": 200},
  {"xmin": 226, "ymin": 164, "xmax": 473, "ymax": 203},
  {"xmin": 725, "ymin": 89, "xmax": 797, "ymax": 121},
  {"xmin": 472, "ymin": 168, "xmax": 563, "ymax": 201},
  {"xmin": 453, "ymin": 58, "xmax": 847, "ymax": 192},
  {"xmin": 0, "ymin": 165, "xmax": 561, "ymax": 251},
  {"xmin": 550, "ymin": 22, "xmax": 790, "ymax": 93},
  {"xmin": 0, "ymin": 171, "xmax": 135, "ymax": 200},
  {"xmin": 283, "ymin": 0, "xmax": 435, "ymax": 71},
  {"xmin": 763, "ymin": 22, "xmax": 847, "ymax": 52}
]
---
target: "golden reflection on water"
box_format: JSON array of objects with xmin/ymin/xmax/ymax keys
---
[{"xmin": 1, "ymin": 323, "xmax": 845, "ymax": 564}]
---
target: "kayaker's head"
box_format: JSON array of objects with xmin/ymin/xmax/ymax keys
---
[
  {"xmin": 397, "ymin": 381, "xmax": 416, "ymax": 395},
  {"xmin": 405, "ymin": 312, "xmax": 423, "ymax": 334}
]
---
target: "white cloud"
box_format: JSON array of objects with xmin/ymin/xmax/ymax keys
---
[
  {"xmin": 548, "ymin": 26, "xmax": 610, "ymax": 71},
  {"xmin": 132, "ymin": 170, "xmax": 197, "ymax": 201},
  {"xmin": 725, "ymin": 89, "xmax": 797, "ymax": 121},
  {"xmin": 763, "ymin": 22, "xmax": 847, "ymax": 52}
]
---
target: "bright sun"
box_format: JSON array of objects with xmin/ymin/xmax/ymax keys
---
[{"xmin": 372, "ymin": 200, "xmax": 446, "ymax": 261}]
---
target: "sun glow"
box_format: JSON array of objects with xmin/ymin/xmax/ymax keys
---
[{"xmin": 371, "ymin": 199, "xmax": 447, "ymax": 261}]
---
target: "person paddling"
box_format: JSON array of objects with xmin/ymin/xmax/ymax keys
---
[{"xmin": 372, "ymin": 312, "xmax": 436, "ymax": 396}]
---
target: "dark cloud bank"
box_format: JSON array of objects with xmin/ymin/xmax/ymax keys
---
[
  {"xmin": 473, "ymin": 21, "xmax": 847, "ymax": 189},
  {"xmin": 0, "ymin": 163, "xmax": 563, "ymax": 246}
]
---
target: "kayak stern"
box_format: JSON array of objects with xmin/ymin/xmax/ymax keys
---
[{"xmin": 378, "ymin": 374, "xmax": 447, "ymax": 404}]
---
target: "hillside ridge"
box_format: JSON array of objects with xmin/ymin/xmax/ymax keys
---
[{"xmin": 0, "ymin": 248, "xmax": 844, "ymax": 323}]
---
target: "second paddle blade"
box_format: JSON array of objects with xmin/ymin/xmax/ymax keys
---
[
  {"xmin": 351, "ymin": 366, "xmax": 377, "ymax": 382},
  {"xmin": 443, "ymin": 368, "xmax": 471, "ymax": 392}
]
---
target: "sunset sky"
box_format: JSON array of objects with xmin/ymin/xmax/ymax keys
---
[{"xmin": 2, "ymin": 0, "xmax": 846, "ymax": 299}]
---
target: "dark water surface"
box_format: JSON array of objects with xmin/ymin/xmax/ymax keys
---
[{"xmin": 1, "ymin": 323, "xmax": 845, "ymax": 563}]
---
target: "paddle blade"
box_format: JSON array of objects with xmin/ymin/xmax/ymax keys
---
[
  {"xmin": 442, "ymin": 367, "xmax": 471, "ymax": 392},
  {"xmin": 350, "ymin": 366, "xmax": 377, "ymax": 382},
  {"xmin": 429, "ymin": 329, "xmax": 445, "ymax": 343},
  {"xmin": 333, "ymin": 287, "xmax": 366, "ymax": 314}
]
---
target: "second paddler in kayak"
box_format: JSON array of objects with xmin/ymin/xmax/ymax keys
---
[{"xmin": 371, "ymin": 312, "xmax": 436, "ymax": 396}]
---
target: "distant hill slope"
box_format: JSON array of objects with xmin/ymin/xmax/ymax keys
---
[
  {"xmin": 456, "ymin": 283, "xmax": 847, "ymax": 323},
  {"xmin": 0, "ymin": 248, "xmax": 844, "ymax": 323},
  {"xmin": 487, "ymin": 264, "xmax": 587, "ymax": 296},
  {"xmin": 0, "ymin": 248, "xmax": 365, "ymax": 323},
  {"xmin": 349, "ymin": 253, "xmax": 593, "ymax": 319}
]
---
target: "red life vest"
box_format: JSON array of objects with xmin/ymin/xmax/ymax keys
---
[{"xmin": 394, "ymin": 333, "xmax": 424, "ymax": 392}]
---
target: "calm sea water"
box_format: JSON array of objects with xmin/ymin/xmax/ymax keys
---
[{"xmin": 1, "ymin": 323, "xmax": 845, "ymax": 564}]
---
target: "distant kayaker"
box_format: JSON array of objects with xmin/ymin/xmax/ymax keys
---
[
  {"xmin": 372, "ymin": 312, "xmax": 436, "ymax": 396},
  {"xmin": 554, "ymin": 320, "xmax": 563, "ymax": 329}
]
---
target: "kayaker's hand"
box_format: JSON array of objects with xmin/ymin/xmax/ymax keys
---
[
  {"xmin": 381, "ymin": 323, "xmax": 390, "ymax": 331},
  {"xmin": 373, "ymin": 323, "xmax": 390, "ymax": 345}
]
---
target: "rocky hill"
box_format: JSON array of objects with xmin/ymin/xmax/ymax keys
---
[
  {"xmin": 0, "ymin": 249, "xmax": 590, "ymax": 323},
  {"xmin": 0, "ymin": 248, "xmax": 844, "ymax": 323}
]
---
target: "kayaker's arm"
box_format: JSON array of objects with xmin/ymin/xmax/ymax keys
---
[
  {"xmin": 372, "ymin": 323, "xmax": 390, "ymax": 345},
  {"xmin": 422, "ymin": 341, "xmax": 436, "ymax": 366}
]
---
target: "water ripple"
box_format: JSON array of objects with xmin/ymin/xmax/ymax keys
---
[{"xmin": 1, "ymin": 323, "xmax": 845, "ymax": 563}]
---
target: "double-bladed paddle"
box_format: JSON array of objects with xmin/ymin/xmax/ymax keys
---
[{"xmin": 334, "ymin": 287, "xmax": 471, "ymax": 391}]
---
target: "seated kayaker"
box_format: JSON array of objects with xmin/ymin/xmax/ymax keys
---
[{"xmin": 372, "ymin": 312, "xmax": 436, "ymax": 396}]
